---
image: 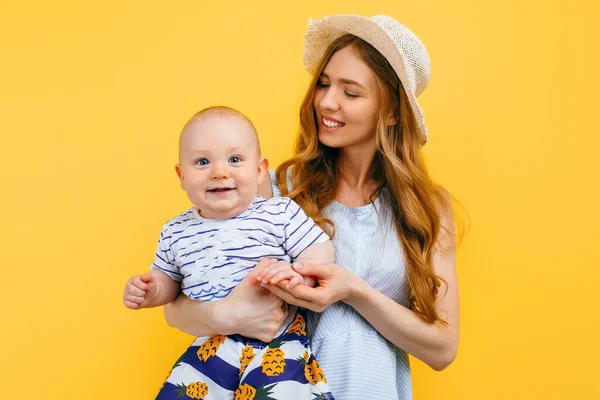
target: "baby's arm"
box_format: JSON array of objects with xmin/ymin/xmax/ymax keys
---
[
  {"xmin": 258, "ymin": 240, "xmax": 334, "ymax": 289},
  {"xmin": 123, "ymin": 269, "xmax": 180, "ymax": 309},
  {"xmin": 294, "ymin": 240, "xmax": 335, "ymax": 287}
]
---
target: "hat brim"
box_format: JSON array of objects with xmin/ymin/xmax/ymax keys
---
[{"xmin": 303, "ymin": 14, "xmax": 428, "ymax": 145}]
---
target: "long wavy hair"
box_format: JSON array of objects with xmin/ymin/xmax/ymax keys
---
[{"xmin": 276, "ymin": 34, "xmax": 462, "ymax": 324}]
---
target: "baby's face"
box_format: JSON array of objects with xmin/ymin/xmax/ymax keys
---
[{"xmin": 176, "ymin": 116, "xmax": 267, "ymax": 219}]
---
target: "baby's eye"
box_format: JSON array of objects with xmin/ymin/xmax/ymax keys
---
[
  {"xmin": 229, "ymin": 156, "xmax": 242, "ymax": 163},
  {"xmin": 196, "ymin": 158, "xmax": 210, "ymax": 166}
]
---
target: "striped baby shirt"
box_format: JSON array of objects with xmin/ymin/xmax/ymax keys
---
[{"xmin": 150, "ymin": 195, "xmax": 329, "ymax": 302}]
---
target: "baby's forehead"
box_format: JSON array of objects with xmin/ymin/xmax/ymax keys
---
[
  {"xmin": 181, "ymin": 115, "xmax": 260, "ymax": 152},
  {"xmin": 189, "ymin": 116, "xmax": 255, "ymax": 138}
]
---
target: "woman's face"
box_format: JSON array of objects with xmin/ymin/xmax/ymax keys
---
[{"xmin": 313, "ymin": 45, "xmax": 381, "ymax": 151}]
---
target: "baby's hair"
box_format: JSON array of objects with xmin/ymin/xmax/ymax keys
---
[{"xmin": 181, "ymin": 106, "xmax": 261, "ymax": 155}]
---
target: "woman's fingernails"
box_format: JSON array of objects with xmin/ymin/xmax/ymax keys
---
[{"xmin": 293, "ymin": 263, "xmax": 303, "ymax": 270}]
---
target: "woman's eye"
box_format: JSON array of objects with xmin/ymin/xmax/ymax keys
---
[
  {"xmin": 196, "ymin": 158, "xmax": 209, "ymax": 166},
  {"xmin": 229, "ymin": 156, "xmax": 241, "ymax": 163},
  {"xmin": 345, "ymin": 91, "xmax": 359, "ymax": 98},
  {"xmin": 316, "ymin": 81, "xmax": 329, "ymax": 88}
]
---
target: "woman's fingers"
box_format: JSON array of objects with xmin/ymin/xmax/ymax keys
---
[
  {"xmin": 292, "ymin": 262, "xmax": 330, "ymax": 277},
  {"xmin": 267, "ymin": 284, "xmax": 326, "ymax": 312}
]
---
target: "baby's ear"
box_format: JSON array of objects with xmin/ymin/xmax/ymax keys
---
[
  {"xmin": 175, "ymin": 164, "xmax": 185, "ymax": 190},
  {"xmin": 257, "ymin": 157, "xmax": 269, "ymax": 184}
]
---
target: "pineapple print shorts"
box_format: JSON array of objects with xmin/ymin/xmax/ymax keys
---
[{"xmin": 155, "ymin": 309, "xmax": 335, "ymax": 400}]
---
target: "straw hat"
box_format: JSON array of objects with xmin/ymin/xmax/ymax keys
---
[{"xmin": 303, "ymin": 14, "xmax": 431, "ymax": 144}]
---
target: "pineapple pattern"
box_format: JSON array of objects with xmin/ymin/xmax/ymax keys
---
[
  {"xmin": 197, "ymin": 334, "xmax": 226, "ymax": 362},
  {"xmin": 174, "ymin": 381, "xmax": 208, "ymax": 399},
  {"xmin": 155, "ymin": 313, "xmax": 334, "ymax": 399},
  {"xmin": 159, "ymin": 354, "xmax": 186, "ymax": 392},
  {"xmin": 298, "ymin": 351, "xmax": 328, "ymax": 385},
  {"xmin": 260, "ymin": 337, "xmax": 287, "ymax": 376},
  {"xmin": 285, "ymin": 313, "xmax": 307, "ymax": 336},
  {"xmin": 234, "ymin": 383, "xmax": 277, "ymax": 400},
  {"xmin": 239, "ymin": 344, "xmax": 255, "ymax": 376}
]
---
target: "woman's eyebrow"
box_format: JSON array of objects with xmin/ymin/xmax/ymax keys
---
[{"xmin": 321, "ymin": 72, "xmax": 365, "ymax": 89}]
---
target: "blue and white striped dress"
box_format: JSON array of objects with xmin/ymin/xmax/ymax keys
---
[{"xmin": 270, "ymin": 171, "xmax": 413, "ymax": 400}]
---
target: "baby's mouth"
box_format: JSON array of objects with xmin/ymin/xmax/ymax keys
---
[{"xmin": 207, "ymin": 187, "xmax": 235, "ymax": 193}]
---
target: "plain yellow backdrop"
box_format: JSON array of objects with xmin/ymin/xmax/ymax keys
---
[{"xmin": 1, "ymin": 0, "xmax": 598, "ymax": 399}]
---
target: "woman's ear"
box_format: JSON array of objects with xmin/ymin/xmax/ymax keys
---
[{"xmin": 386, "ymin": 110, "xmax": 398, "ymax": 126}]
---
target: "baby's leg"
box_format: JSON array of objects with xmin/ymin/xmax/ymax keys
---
[
  {"xmin": 155, "ymin": 334, "xmax": 245, "ymax": 399},
  {"xmin": 236, "ymin": 310, "xmax": 335, "ymax": 399}
]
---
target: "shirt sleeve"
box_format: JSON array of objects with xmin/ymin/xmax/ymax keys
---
[
  {"xmin": 281, "ymin": 199, "xmax": 329, "ymax": 260},
  {"xmin": 149, "ymin": 227, "xmax": 183, "ymax": 282},
  {"xmin": 269, "ymin": 169, "xmax": 293, "ymax": 197}
]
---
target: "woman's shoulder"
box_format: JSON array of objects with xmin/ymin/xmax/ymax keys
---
[{"xmin": 267, "ymin": 169, "xmax": 293, "ymax": 197}]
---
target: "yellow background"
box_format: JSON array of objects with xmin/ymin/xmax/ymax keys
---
[{"xmin": 1, "ymin": 0, "xmax": 598, "ymax": 398}]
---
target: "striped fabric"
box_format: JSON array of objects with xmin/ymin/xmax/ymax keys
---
[
  {"xmin": 270, "ymin": 170, "xmax": 413, "ymax": 400},
  {"xmin": 150, "ymin": 196, "xmax": 329, "ymax": 302}
]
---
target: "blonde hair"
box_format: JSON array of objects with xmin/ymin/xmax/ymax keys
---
[{"xmin": 276, "ymin": 34, "xmax": 464, "ymax": 324}]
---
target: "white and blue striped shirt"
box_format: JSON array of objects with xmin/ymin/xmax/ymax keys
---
[
  {"xmin": 151, "ymin": 196, "xmax": 329, "ymax": 302},
  {"xmin": 270, "ymin": 170, "xmax": 413, "ymax": 400}
]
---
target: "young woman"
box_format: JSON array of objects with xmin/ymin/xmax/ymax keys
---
[{"xmin": 163, "ymin": 14, "xmax": 460, "ymax": 400}]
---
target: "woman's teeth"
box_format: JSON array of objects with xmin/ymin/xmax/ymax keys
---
[{"xmin": 323, "ymin": 118, "xmax": 344, "ymax": 128}]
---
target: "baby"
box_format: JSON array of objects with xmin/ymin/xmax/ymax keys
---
[{"xmin": 123, "ymin": 106, "xmax": 335, "ymax": 400}]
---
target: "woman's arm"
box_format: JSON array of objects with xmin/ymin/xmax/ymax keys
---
[
  {"xmin": 267, "ymin": 211, "xmax": 459, "ymax": 371},
  {"xmin": 164, "ymin": 260, "xmax": 290, "ymax": 342},
  {"xmin": 346, "ymin": 237, "xmax": 458, "ymax": 371}
]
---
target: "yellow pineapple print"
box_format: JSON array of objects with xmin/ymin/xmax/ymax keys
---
[
  {"xmin": 298, "ymin": 351, "xmax": 327, "ymax": 385},
  {"xmin": 285, "ymin": 313, "xmax": 307, "ymax": 336},
  {"xmin": 234, "ymin": 383, "xmax": 277, "ymax": 400},
  {"xmin": 174, "ymin": 381, "xmax": 208, "ymax": 399},
  {"xmin": 197, "ymin": 334, "xmax": 226, "ymax": 362},
  {"xmin": 305, "ymin": 359, "xmax": 327, "ymax": 385},
  {"xmin": 234, "ymin": 383, "xmax": 256, "ymax": 400},
  {"xmin": 159, "ymin": 354, "xmax": 186, "ymax": 392},
  {"xmin": 260, "ymin": 337, "xmax": 286, "ymax": 376},
  {"xmin": 239, "ymin": 344, "xmax": 255, "ymax": 376}
]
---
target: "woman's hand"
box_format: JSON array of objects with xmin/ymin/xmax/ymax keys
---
[
  {"xmin": 164, "ymin": 258, "xmax": 288, "ymax": 341},
  {"xmin": 215, "ymin": 259, "xmax": 289, "ymax": 341},
  {"xmin": 265, "ymin": 262, "xmax": 361, "ymax": 312}
]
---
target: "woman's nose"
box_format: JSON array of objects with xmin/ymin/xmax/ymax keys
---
[{"xmin": 319, "ymin": 88, "xmax": 340, "ymax": 112}]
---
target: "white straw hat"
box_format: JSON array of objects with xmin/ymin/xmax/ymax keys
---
[{"xmin": 303, "ymin": 14, "xmax": 431, "ymax": 144}]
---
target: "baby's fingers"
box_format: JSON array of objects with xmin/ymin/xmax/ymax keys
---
[
  {"xmin": 124, "ymin": 299, "xmax": 141, "ymax": 309},
  {"xmin": 123, "ymin": 292, "xmax": 145, "ymax": 309},
  {"xmin": 130, "ymin": 275, "xmax": 150, "ymax": 291},
  {"xmin": 269, "ymin": 270, "xmax": 297, "ymax": 285},
  {"xmin": 260, "ymin": 262, "xmax": 292, "ymax": 284},
  {"xmin": 126, "ymin": 284, "xmax": 146, "ymax": 297},
  {"xmin": 285, "ymin": 274, "xmax": 303, "ymax": 289}
]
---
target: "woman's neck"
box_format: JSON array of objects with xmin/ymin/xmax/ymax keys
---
[{"xmin": 337, "ymin": 146, "xmax": 381, "ymax": 204}]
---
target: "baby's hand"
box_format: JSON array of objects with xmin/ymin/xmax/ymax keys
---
[
  {"xmin": 257, "ymin": 261, "xmax": 304, "ymax": 290},
  {"xmin": 123, "ymin": 272, "xmax": 159, "ymax": 309}
]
